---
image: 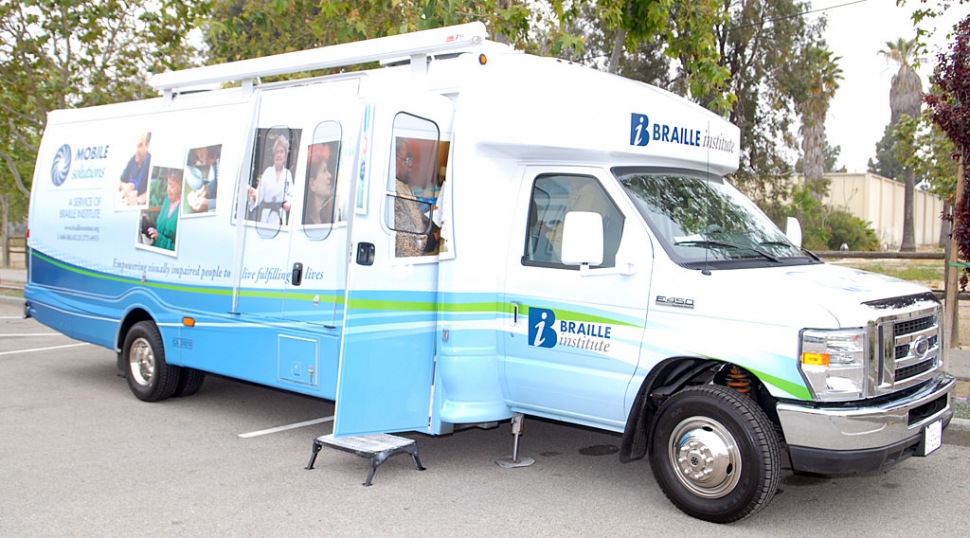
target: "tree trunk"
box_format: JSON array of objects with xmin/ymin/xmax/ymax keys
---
[
  {"xmin": 0, "ymin": 194, "xmax": 7, "ymax": 268},
  {"xmin": 607, "ymin": 28, "xmax": 626, "ymax": 74},
  {"xmin": 900, "ymin": 165, "xmax": 916, "ymax": 251},
  {"xmin": 940, "ymin": 202, "xmax": 951, "ymax": 247},
  {"xmin": 944, "ymin": 154, "xmax": 965, "ymax": 349}
]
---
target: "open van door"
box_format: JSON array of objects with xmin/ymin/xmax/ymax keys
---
[{"xmin": 332, "ymin": 92, "xmax": 454, "ymax": 436}]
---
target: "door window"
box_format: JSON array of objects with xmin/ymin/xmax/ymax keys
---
[
  {"xmin": 524, "ymin": 174, "xmax": 624, "ymax": 268},
  {"xmin": 301, "ymin": 121, "xmax": 342, "ymax": 240},
  {"xmin": 240, "ymin": 126, "xmax": 302, "ymax": 238},
  {"xmin": 385, "ymin": 113, "xmax": 442, "ymax": 258}
]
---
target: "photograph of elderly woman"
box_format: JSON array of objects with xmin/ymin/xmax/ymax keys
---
[
  {"xmin": 242, "ymin": 128, "xmax": 301, "ymax": 226},
  {"xmin": 137, "ymin": 166, "xmax": 182, "ymax": 254}
]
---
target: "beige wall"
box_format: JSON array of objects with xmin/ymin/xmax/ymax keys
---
[{"xmin": 803, "ymin": 172, "xmax": 944, "ymax": 249}]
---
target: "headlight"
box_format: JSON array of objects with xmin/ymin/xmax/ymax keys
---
[{"xmin": 799, "ymin": 328, "xmax": 867, "ymax": 401}]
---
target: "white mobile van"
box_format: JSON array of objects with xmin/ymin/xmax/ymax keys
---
[{"xmin": 26, "ymin": 23, "xmax": 955, "ymax": 522}]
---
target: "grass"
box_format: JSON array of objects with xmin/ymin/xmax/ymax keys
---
[
  {"xmin": 0, "ymin": 287, "xmax": 23, "ymax": 298},
  {"xmin": 852, "ymin": 263, "xmax": 944, "ymax": 282},
  {"xmin": 955, "ymin": 398, "xmax": 970, "ymax": 420},
  {"xmin": 831, "ymin": 259, "xmax": 945, "ymax": 288}
]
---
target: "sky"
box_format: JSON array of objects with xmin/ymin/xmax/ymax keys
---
[{"xmin": 814, "ymin": 0, "xmax": 964, "ymax": 173}]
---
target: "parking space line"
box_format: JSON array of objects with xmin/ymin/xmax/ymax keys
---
[
  {"xmin": 0, "ymin": 333, "xmax": 61, "ymax": 337},
  {"xmin": 0, "ymin": 342, "xmax": 90, "ymax": 356},
  {"xmin": 0, "ymin": 316, "xmax": 27, "ymax": 319},
  {"xmin": 238, "ymin": 416, "xmax": 335, "ymax": 439}
]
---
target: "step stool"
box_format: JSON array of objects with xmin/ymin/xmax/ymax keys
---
[{"xmin": 305, "ymin": 433, "xmax": 425, "ymax": 486}]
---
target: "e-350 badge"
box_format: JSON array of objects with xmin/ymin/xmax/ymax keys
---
[{"xmin": 656, "ymin": 295, "xmax": 695, "ymax": 308}]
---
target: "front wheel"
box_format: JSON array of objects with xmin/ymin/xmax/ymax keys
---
[
  {"xmin": 124, "ymin": 321, "xmax": 180, "ymax": 402},
  {"xmin": 649, "ymin": 384, "xmax": 780, "ymax": 523}
]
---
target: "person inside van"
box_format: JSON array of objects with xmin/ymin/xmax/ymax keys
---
[
  {"xmin": 248, "ymin": 135, "xmax": 293, "ymax": 224},
  {"xmin": 119, "ymin": 133, "xmax": 151, "ymax": 207},
  {"xmin": 393, "ymin": 138, "xmax": 427, "ymax": 257}
]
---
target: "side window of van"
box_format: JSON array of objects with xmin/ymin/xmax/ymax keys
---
[
  {"xmin": 524, "ymin": 174, "xmax": 624, "ymax": 268},
  {"xmin": 386, "ymin": 113, "xmax": 441, "ymax": 258},
  {"xmin": 302, "ymin": 121, "xmax": 341, "ymax": 240},
  {"xmin": 242, "ymin": 126, "xmax": 302, "ymax": 238}
]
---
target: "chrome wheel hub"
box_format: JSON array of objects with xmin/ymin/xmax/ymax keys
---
[
  {"xmin": 668, "ymin": 417, "xmax": 741, "ymax": 498},
  {"xmin": 129, "ymin": 337, "xmax": 155, "ymax": 387}
]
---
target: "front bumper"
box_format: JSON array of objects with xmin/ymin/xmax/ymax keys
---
[{"xmin": 776, "ymin": 375, "xmax": 955, "ymax": 474}]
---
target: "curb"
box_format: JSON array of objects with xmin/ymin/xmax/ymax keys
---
[{"xmin": 949, "ymin": 417, "xmax": 970, "ymax": 432}]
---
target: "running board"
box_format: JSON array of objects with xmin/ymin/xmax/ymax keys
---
[{"xmin": 305, "ymin": 433, "xmax": 425, "ymax": 486}]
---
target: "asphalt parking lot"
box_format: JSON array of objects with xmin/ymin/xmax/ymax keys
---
[{"xmin": 2, "ymin": 297, "xmax": 969, "ymax": 537}]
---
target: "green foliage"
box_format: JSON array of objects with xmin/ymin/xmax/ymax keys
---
[
  {"xmin": 917, "ymin": 119, "xmax": 959, "ymax": 204},
  {"xmin": 0, "ymin": 0, "xmax": 210, "ymax": 223},
  {"xmin": 867, "ymin": 123, "xmax": 905, "ymax": 180},
  {"xmin": 796, "ymin": 142, "xmax": 844, "ymax": 174},
  {"xmin": 205, "ymin": 0, "xmax": 532, "ymax": 70},
  {"xmin": 824, "ymin": 210, "xmax": 880, "ymax": 252},
  {"xmin": 705, "ymin": 0, "xmax": 833, "ymax": 204},
  {"xmin": 765, "ymin": 182, "xmax": 879, "ymax": 251}
]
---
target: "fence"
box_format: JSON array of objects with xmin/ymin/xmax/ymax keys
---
[{"xmin": 2, "ymin": 235, "xmax": 26, "ymax": 268}]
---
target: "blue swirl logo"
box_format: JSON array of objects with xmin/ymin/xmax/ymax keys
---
[{"xmin": 51, "ymin": 144, "xmax": 72, "ymax": 186}]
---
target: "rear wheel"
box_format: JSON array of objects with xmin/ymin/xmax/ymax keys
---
[
  {"xmin": 124, "ymin": 321, "xmax": 180, "ymax": 402},
  {"xmin": 649, "ymin": 384, "xmax": 779, "ymax": 523},
  {"xmin": 173, "ymin": 368, "xmax": 206, "ymax": 397}
]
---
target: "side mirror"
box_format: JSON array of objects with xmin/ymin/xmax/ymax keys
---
[
  {"xmin": 785, "ymin": 217, "xmax": 802, "ymax": 248},
  {"xmin": 561, "ymin": 211, "xmax": 604, "ymax": 267}
]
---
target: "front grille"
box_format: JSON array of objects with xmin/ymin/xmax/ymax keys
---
[
  {"xmin": 871, "ymin": 301, "xmax": 943, "ymax": 396},
  {"xmin": 895, "ymin": 316, "xmax": 935, "ymax": 337},
  {"xmin": 895, "ymin": 358, "xmax": 936, "ymax": 381}
]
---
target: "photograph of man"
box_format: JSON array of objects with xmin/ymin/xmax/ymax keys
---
[{"xmin": 119, "ymin": 133, "xmax": 151, "ymax": 207}]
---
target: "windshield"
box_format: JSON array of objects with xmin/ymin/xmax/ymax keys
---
[{"xmin": 616, "ymin": 168, "xmax": 816, "ymax": 269}]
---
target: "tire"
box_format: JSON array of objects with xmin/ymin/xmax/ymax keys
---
[
  {"xmin": 172, "ymin": 367, "xmax": 206, "ymax": 398},
  {"xmin": 123, "ymin": 321, "xmax": 180, "ymax": 402},
  {"xmin": 649, "ymin": 384, "xmax": 780, "ymax": 523}
]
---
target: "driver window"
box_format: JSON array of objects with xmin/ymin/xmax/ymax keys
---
[{"xmin": 524, "ymin": 174, "xmax": 624, "ymax": 268}]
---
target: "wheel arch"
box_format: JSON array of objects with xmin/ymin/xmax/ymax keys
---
[
  {"xmin": 619, "ymin": 357, "xmax": 780, "ymax": 463},
  {"xmin": 114, "ymin": 307, "xmax": 155, "ymax": 371}
]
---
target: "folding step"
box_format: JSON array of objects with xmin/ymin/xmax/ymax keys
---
[{"xmin": 305, "ymin": 433, "xmax": 425, "ymax": 486}]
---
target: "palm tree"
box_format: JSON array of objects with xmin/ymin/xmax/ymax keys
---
[
  {"xmin": 879, "ymin": 37, "xmax": 923, "ymax": 251},
  {"xmin": 797, "ymin": 47, "xmax": 843, "ymax": 191}
]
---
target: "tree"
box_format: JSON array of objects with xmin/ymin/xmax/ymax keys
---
[
  {"xmin": 924, "ymin": 12, "xmax": 969, "ymax": 346},
  {"xmin": 701, "ymin": 0, "xmax": 827, "ymax": 204},
  {"xmin": 587, "ymin": 0, "xmax": 733, "ymax": 112},
  {"xmin": 879, "ymin": 37, "xmax": 923, "ymax": 251},
  {"xmin": 556, "ymin": 3, "xmax": 671, "ymax": 87},
  {"xmin": 205, "ymin": 0, "xmax": 532, "ymax": 70},
  {"xmin": 867, "ymin": 123, "xmax": 906, "ymax": 180},
  {"xmin": 792, "ymin": 45, "xmax": 842, "ymax": 191},
  {"xmin": 0, "ymin": 0, "xmax": 209, "ymax": 226},
  {"xmin": 796, "ymin": 141, "xmax": 844, "ymax": 175},
  {"xmin": 926, "ymin": 14, "xmax": 970, "ymax": 272}
]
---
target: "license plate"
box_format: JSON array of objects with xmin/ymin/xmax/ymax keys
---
[{"xmin": 920, "ymin": 420, "xmax": 942, "ymax": 456}]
